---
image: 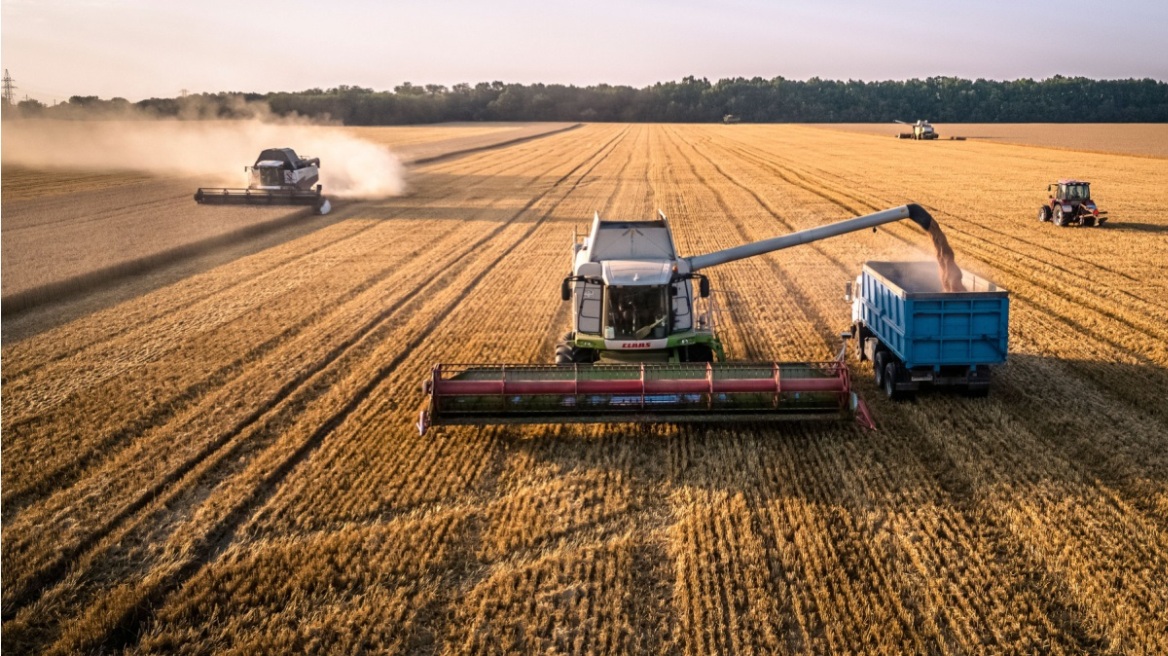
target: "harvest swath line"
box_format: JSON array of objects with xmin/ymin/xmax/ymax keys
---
[
  {"xmin": 5, "ymin": 124, "xmax": 1167, "ymax": 653},
  {"xmin": 695, "ymin": 131, "xmax": 1168, "ymax": 500},
  {"xmin": 707, "ymin": 134, "xmax": 1168, "ymax": 374},
  {"xmin": 713, "ymin": 130, "xmax": 1168, "ymax": 338},
  {"xmin": 3, "ymin": 212, "xmax": 488, "ymax": 513},
  {"xmin": 0, "ymin": 122, "xmax": 621, "ymax": 520},
  {"xmin": 2, "ymin": 122, "xmax": 573, "ymax": 369},
  {"xmin": 407, "ymin": 122, "xmax": 582, "ymax": 165},
  {"xmin": 713, "ymin": 133, "xmax": 1140, "ymax": 284},
  {"xmin": 668, "ymin": 128, "xmax": 859, "ymax": 348},
  {"xmin": 30, "ymin": 126, "xmax": 635, "ymax": 651},
  {"xmin": 658, "ymin": 131, "xmax": 953, "ymax": 650},
  {"xmin": 3, "ymin": 191, "xmax": 188, "ymax": 234},
  {"xmin": 1, "ymin": 126, "xmax": 630, "ymax": 621},
  {"xmin": 907, "ymin": 395, "xmax": 1168, "ymax": 653},
  {"xmin": 668, "ymin": 124, "xmax": 1130, "ymax": 648}
]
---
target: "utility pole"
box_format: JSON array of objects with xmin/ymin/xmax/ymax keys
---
[{"xmin": 2, "ymin": 69, "xmax": 16, "ymax": 105}]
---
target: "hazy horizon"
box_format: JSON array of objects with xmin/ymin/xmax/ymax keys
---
[{"xmin": 3, "ymin": 0, "xmax": 1166, "ymax": 104}]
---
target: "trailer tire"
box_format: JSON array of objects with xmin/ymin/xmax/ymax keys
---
[
  {"xmin": 1082, "ymin": 215, "xmax": 1096, "ymax": 227},
  {"xmin": 966, "ymin": 386, "xmax": 990, "ymax": 398},
  {"xmin": 873, "ymin": 351, "xmax": 887, "ymax": 387},
  {"xmin": 883, "ymin": 362, "xmax": 907, "ymax": 401}
]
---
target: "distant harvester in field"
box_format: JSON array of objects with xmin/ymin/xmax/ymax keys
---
[
  {"xmin": 895, "ymin": 119, "xmax": 939, "ymax": 140},
  {"xmin": 194, "ymin": 147, "xmax": 332, "ymax": 215}
]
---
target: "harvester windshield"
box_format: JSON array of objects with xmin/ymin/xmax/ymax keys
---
[
  {"xmin": 605, "ymin": 286, "xmax": 668, "ymax": 339},
  {"xmin": 252, "ymin": 165, "xmax": 285, "ymax": 188}
]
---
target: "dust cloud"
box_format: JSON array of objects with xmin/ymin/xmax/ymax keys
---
[{"xmin": 1, "ymin": 112, "xmax": 404, "ymax": 199}]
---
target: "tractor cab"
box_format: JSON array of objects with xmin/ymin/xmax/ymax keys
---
[
  {"xmin": 1040, "ymin": 179, "xmax": 1106, "ymax": 227},
  {"xmin": 1050, "ymin": 181, "xmax": 1091, "ymax": 203}
]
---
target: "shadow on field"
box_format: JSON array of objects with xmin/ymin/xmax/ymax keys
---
[
  {"xmin": 1097, "ymin": 222, "xmax": 1168, "ymax": 233},
  {"xmin": 1, "ymin": 206, "xmax": 348, "ymax": 342},
  {"xmin": 504, "ymin": 418, "xmax": 871, "ymax": 497},
  {"xmin": 497, "ymin": 350, "xmax": 1168, "ymax": 510}
]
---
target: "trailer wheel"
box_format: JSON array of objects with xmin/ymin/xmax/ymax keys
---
[
  {"xmin": 966, "ymin": 386, "xmax": 990, "ymax": 398},
  {"xmin": 1082, "ymin": 215, "xmax": 1096, "ymax": 227},
  {"xmin": 883, "ymin": 362, "xmax": 907, "ymax": 401},
  {"xmin": 873, "ymin": 351, "xmax": 887, "ymax": 387},
  {"xmin": 1038, "ymin": 206, "xmax": 1051, "ymax": 222}
]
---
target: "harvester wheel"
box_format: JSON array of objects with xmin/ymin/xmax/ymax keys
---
[
  {"xmin": 682, "ymin": 344, "xmax": 715, "ymax": 363},
  {"xmin": 1038, "ymin": 206, "xmax": 1052, "ymax": 222},
  {"xmin": 554, "ymin": 334, "xmax": 597, "ymax": 365}
]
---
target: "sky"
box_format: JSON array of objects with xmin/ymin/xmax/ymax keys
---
[{"xmin": 2, "ymin": 0, "xmax": 1166, "ymax": 104}]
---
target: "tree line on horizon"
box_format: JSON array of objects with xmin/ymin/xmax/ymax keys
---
[{"xmin": 7, "ymin": 75, "xmax": 1168, "ymax": 123}]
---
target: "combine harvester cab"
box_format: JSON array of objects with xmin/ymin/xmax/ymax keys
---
[
  {"xmin": 419, "ymin": 205, "xmax": 947, "ymax": 436},
  {"xmin": 850, "ymin": 261, "xmax": 1009, "ymax": 400},
  {"xmin": 194, "ymin": 147, "xmax": 332, "ymax": 215}
]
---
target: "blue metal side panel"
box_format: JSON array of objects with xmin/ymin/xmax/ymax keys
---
[
  {"xmin": 859, "ymin": 270, "xmax": 909, "ymax": 362},
  {"xmin": 904, "ymin": 297, "xmax": 1009, "ymax": 369},
  {"xmin": 858, "ymin": 269, "xmax": 1009, "ymax": 370}
]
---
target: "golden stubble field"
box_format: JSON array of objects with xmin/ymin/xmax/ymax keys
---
[{"xmin": 3, "ymin": 123, "xmax": 1168, "ymax": 655}]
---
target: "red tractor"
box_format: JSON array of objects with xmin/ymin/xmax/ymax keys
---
[{"xmin": 1038, "ymin": 180, "xmax": 1107, "ymax": 227}]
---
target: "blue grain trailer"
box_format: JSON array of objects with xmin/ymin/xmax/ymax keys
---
[{"xmin": 848, "ymin": 261, "xmax": 1009, "ymax": 399}]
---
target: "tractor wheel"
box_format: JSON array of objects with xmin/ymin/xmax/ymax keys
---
[
  {"xmin": 1054, "ymin": 206, "xmax": 1069, "ymax": 227},
  {"xmin": 1038, "ymin": 206, "xmax": 1052, "ymax": 222},
  {"xmin": 873, "ymin": 351, "xmax": 887, "ymax": 387}
]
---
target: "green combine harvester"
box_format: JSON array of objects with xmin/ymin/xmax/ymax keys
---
[{"xmin": 418, "ymin": 204, "xmax": 941, "ymax": 435}]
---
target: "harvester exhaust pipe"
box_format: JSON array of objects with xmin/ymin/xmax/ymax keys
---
[{"xmin": 685, "ymin": 204, "xmax": 931, "ymax": 271}]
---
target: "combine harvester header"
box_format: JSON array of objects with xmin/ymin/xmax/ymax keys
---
[{"xmin": 418, "ymin": 204, "xmax": 944, "ymax": 436}]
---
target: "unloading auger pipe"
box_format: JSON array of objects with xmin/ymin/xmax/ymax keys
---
[{"xmin": 684, "ymin": 204, "xmax": 934, "ymax": 272}]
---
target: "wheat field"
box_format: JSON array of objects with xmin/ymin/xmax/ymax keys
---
[{"xmin": 3, "ymin": 123, "xmax": 1167, "ymax": 655}]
